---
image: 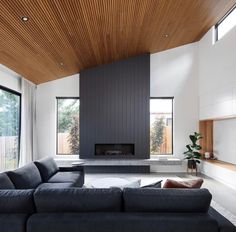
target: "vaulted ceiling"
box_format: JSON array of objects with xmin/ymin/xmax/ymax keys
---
[{"xmin": 1, "ymin": 0, "xmax": 236, "ymax": 84}]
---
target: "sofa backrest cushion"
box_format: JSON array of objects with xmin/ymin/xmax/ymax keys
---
[
  {"xmin": 123, "ymin": 188, "xmax": 212, "ymax": 213},
  {"xmin": 0, "ymin": 190, "xmax": 35, "ymax": 213},
  {"xmin": 7, "ymin": 163, "xmax": 42, "ymax": 189},
  {"xmin": 34, "ymin": 157, "xmax": 59, "ymax": 182},
  {"xmin": 34, "ymin": 188, "xmax": 122, "ymax": 212},
  {"xmin": 0, "ymin": 173, "xmax": 15, "ymax": 189}
]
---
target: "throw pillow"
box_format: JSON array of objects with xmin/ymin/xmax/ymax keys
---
[
  {"xmin": 112, "ymin": 179, "xmax": 141, "ymax": 189},
  {"xmin": 163, "ymin": 178, "xmax": 203, "ymax": 188},
  {"xmin": 141, "ymin": 180, "xmax": 162, "ymax": 188},
  {"xmin": 34, "ymin": 157, "xmax": 59, "ymax": 182},
  {"xmin": 0, "ymin": 173, "xmax": 15, "ymax": 189},
  {"xmin": 7, "ymin": 163, "xmax": 42, "ymax": 189}
]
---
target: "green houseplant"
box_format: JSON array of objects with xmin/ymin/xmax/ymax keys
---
[{"xmin": 184, "ymin": 132, "xmax": 202, "ymax": 169}]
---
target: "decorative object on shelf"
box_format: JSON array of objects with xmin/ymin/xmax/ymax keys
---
[
  {"xmin": 184, "ymin": 132, "xmax": 202, "ymax": 174},
  {"xmin": 204, "ymin": 152, "xmax": 217, "ymax": 160},
  {"xmin": 204, "ymin": 152, "xmax": 211, "ymax": 159}
]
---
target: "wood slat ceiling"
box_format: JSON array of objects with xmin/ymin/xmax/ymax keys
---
[{"xmin": 0, "ymin": 0, "xmax": 236, "ymax": 84}]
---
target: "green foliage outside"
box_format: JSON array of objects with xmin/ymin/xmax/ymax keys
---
[
  {"xmin": 58, "ymin": 99, "xmax": 79, "ymax": 133},
  {"xmin": 0, "ymin": 89, "xmax": 20, "ymax": 171},
  {"xmin": 0, "ymin": 89, "xmax": 20, "ymax": 136},
  {"xmin": 68, "ymin": 115, "xmax": 80, "ymax": 154},
  {"xmin": 58, "ymin": 99, "xmax": 80, "ymax": 154},
  {"xmin": 150, "ymin": 117, "xmax": 165, "ymax": 153}
]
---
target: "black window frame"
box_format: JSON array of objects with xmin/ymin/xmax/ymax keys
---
[
  {"xmin": 150, "ymin": 97, "xmax": 174, "ymax": 155},
  {"xmin": 215, "ymin": 4, "xmax": 236, "ymax": 42},
  {"xmin": 0, "ymin": 85, "xmax": 21, "ymax": 168},
  {"xmin": 56, "ymin": 97, "xmax": 80, "ymax": 155}
]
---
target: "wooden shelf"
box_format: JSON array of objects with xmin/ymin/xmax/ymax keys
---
[
  {"xmin": 204, "ymin": 159, "xmax": 236, "ymax": 172},
  {"xmin": 199, "ymin": 120, "xmax": 213, "ymax": 156}
]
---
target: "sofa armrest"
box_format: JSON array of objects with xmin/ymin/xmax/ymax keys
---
[
  {"xmin": 208, "ymin": 207, "xmax": 236, "ymax": 232},
  {"xmin": 58, "ymin": 166, "xmax": 84, "ymax": 172}
]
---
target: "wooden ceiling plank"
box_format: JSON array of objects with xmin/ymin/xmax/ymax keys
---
[{"xmin": 1, "ymin": 0, "xmax": 236, "ymax": 84}]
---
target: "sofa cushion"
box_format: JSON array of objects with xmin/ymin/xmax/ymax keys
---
[
  {"xmin": 0, "ymin": 190, "xmax": 35, "ymax": 213},
  {"xmin": 7, "ymin": 163, "xmax": 42, "ymax": 189},
  {"xmin": 0, "ymin": 214, "xmax": 29, "ymax": 232},
  {"xmin": 37, "ymin": 182, "xmax": 75, "ymax": 189},
  {"xmin": 27, "ymin": 213, "xmax": 219, "ymax": 232},
  {"xmin": 0, "ymin": 173, "xmax": 15, "ymax": 189},
  {"xmin": 47, "ymin": 172, "xmax": 83, "ymax": 187},
  {"xmin": 208, "ymin": 207, "xmax": 236, "ymax": 232},
  {"xmin": 34, "ymin": 188, "xmax": 122, "ymax": 212},
  {"xmin": 123, "ymin": 188, "xmax": 212, "ymax": 213},
  {"xmin": 163, "ymin": 178, "xmax": 204, "ymax": 189},
  {"xmin": 34, "ymin": 157, "xmax": 59, "ymax": 182}
]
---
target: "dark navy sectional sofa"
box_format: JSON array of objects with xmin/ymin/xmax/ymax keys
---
[{"xmin": 0, "ymin": 157, "xmax": 235, "ymax": 232}]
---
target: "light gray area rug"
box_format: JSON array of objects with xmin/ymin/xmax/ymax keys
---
[
  {"xmin": 211, "ymin": 200, "xmax": 236, "ymax": 226},
  {"xmin": 85, "ymin": 173, "xmax": 236, "ymax": 225}
]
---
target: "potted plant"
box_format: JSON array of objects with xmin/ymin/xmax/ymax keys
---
[{"xmin": 184, "ymin": 132, "xmax": 202, "ymax": 169}]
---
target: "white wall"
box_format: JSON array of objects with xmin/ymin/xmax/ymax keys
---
[
  {"xmin": 199, "ymin": 25, "xmax": 236, "ymax": 166},
  {"xmin": 199, "ymin": 26, "xmax": 236, "ymax": 120},
  {"xmin": 151, "ymin": 43, "xmax": 199, "ymax": 160},
  {"xmin": 0, "ymin": 64, "xmax": 21, "ymax": 92},
  {"xmin": 36, "ymin": 43, "xmax": 199, "ymax": 172},
  {"xmin": 36, "ymin": 74, "xmax": 79, "ymax": 159}
]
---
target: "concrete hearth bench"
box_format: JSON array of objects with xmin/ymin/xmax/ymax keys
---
[
  {"xmin": 56, "ymin": 157, "xmax": 182, "ymax": 173},
  {"xmin": 0, "ymin": 157, "xmax": 84, "ymax": 190}
]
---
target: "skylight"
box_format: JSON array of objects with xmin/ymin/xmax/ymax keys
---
[{"xmin": 216, "ymin": 5, "xmax": 236, "ymax": 41}]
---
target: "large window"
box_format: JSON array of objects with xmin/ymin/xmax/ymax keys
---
[
  {"xmin": 216, "ymin": 5, "xmax": 236, "ymax": 41},
  {"xmin": 57, "ymin": 97, "xmax": 80, "ymax": 155},
  {"xmin": 150, "ymin": 98, "xmax": 173, "ymax": 155},
  {"xmin": 0, "ymin": 86, "xmax": 21, "ymax": 171}
]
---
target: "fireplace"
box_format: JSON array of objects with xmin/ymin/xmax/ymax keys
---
[{"xmin": 95, "ymin": 144, "xmax": 134, "ymax": 156}]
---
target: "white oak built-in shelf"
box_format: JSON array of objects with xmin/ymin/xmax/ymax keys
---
[
  {"xmin": 204, "ymin": 159, "xmax": 236, "ymax": 172},
  {"xmin": 201, "ymin": 160, "xmax": 236, "ymax": 190},
  {"xmin": 199, "ymin": 116, "xmax": 236, "ymax": 158},
  {"xmin": 199, "ymin": 120, "xmax": 213, "ymax": 156}
]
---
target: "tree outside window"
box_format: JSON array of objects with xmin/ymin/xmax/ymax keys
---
[
  {"xmin": 57, "ymin": 98, "xmax": 79, "ymax": 155},
  {"xmin": 0, "ymin": 87, "xmax": 21, "ymax": 171},
  {"xmin": 150, "ymin": 98, "xmax": 173, "ymax": 155}
]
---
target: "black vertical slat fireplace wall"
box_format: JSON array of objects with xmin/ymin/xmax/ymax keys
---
[{"xmin": 80, "ymin": 54, "xmax": 150, "ymax": 159}]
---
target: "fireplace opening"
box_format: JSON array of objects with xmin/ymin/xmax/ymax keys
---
[{"xmin": 95, "ymin": 144, "xmax": 134, "ymax": 156}]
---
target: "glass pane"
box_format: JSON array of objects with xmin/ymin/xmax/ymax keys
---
[
  {"xmin": 0, "ymin": 88, "xmax": 20, "ymax": 171},
  {"xmin": 150, "ymin": 99, "xmax": 173, "ymax": 155},
  {"xmin": 57, "ymin": 98, "xmax": 79, "ymax": 155},
  {"xmin": 218, "ymin": 7, "xmax": 236, "ymax": 40}
]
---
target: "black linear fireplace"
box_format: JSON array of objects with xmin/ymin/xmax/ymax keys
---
[{"xmin": 95, "ymin": 144, "xmax": 134, "ymax": 156}]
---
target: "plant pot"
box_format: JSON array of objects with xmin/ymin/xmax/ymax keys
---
[{"xmin": 187, "ymin": 159, "xmax": 197, "ymax": 169}]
